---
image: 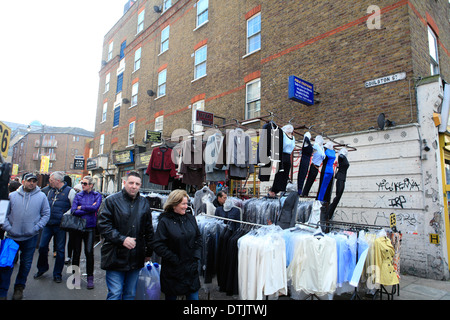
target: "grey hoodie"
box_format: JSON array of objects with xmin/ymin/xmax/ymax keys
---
[{"xmin": 2, "ymin": 185, "xmax": 50, "ymax": 241}]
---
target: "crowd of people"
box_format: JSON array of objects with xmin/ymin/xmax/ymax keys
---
[{"xmin": 0, "ymin": 170, "xmax": 235, "ymax": 301}]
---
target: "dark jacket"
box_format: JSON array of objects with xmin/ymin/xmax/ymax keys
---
[
  {"xmin": 71, "ymin": 190, "xmax": 102, "ymax": 228},
  {"xmin": 153, "ymin": 210, "xmax": 202, "ymax": 296},
  {"xmin": 47, "ymin": 183, "xmax": 73, "ymax": 226},
  {"xmin": 97, "ymin": 189, "xmax": 154, "ymax": 271}
]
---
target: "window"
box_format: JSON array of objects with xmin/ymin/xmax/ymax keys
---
[
  {"xmin": 196, "ymin": 0, "xmax": 208, "ymax": 27},
  {"xmin": 163, "ymin": 0, "xmax": 171, "ymax": 11},
  {"xmin": 247, "ymin": 13, "xmax": 261, "ymax": 54},
  {"xmin": 137, "ymin": 10, "xmax": 145, "ymax": 34},
  {"xmin": 105, "ymin": 73, "xmax": 110, "ymax": 92},
  {"xmin": 194, "ymin": 45, "xmax": 207, "ymax": 79},
  {"xmin": 131, "ymin": 82, "xmax": 139, "ymax": 107},
  {"xmin": 246, "ymin": 79, "xmax": 261, "ymax": 119},
  {"xmin": 128, "ymin": 121, "xmax": 135, "ymax": 145},
  {"xmin": 134, "ymin": 47, "xmax": 141, "ymax": 71},
  {"xmin": 113, "ymin": 105, "xmax": 120, "ymax": 127},
  {"xmin": 155, "ymin": 116, "xmax": 164, "ymax": 132},
  {"xmin": 192, "ymin": 100, "xmax": 204, "ymax": 133},
  {"xmin": 120, "ymin": 40, "xmax": 126, "ymax": 60},
  {"xmin": 116, "ymin": 73, "xmax": 124, "ymax": 93},
  {"xmin": 161, "ymin": 26, "xmax": 170, "ymax": 53},
  {"xmin": 428, "ymin": 26, "xmax": 439, "ymax": 75},
  {"xmin": 99, "ymin": 134, "xmax": 105, "ymax": 154},
  {"xmin": 108, "ymin": 41, "xmax": 113, "ymax": 61},
  {"xmin": 102, "ymin": 102, "xmax": 108, "ymax": 122},
  {"xmin": 158, "ymin": 69, "xmax": 167, "ymax": 97}
]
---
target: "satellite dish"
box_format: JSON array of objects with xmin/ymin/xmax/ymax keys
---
[
  {"xmin": 377, "ymin": 113, "xmax": 386, "ymax": 130},
  {"xmin": 154, "ymin": 5, "xmax": 162, "ymax": 13},
  {"xmin": 147, "ymin": 90, "xmax": 155, "ymax": 96}
]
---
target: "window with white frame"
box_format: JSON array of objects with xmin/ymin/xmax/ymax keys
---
[
  {"xmin": 246, "ymin": 79, "xmax": 261, "ymax": 119},
  {"xmin": 196, "ymin": 0, "xmax": 208, "ymax": 27},
  {"xmin": 134, "ymin": 47, "xmax": 141, "ymax": 71},
  {"xmin": 99, "ymin": 134, "xmax": 105, "ymax": 154},
  {"xmin": 194, "ymin": 45, "xmax": 207, "ymax": 79},
  {"xmin": 113, "ymin": 104, "xmax": 120, "ymax": 127},
  {"xmin": 192, "ymin": 100, "xmax": 204, "ymax": 133},
  {"xmin": 137, "ymin": 9, "xmax": 145, "ymax": 34},
  {"xmin": 155, "ymin": 116, "xmax": 164, "ymax": 132},
  {"xmin": 163, "ymin": 0, "xmax": 171, "ymax": 11},
  {"xmin": 246, "ymin": 13, "xmax": 261, "ymax": 54},
  {"xmin": 105, "ymin": 73, "xmax": 110, "ymax": 92},
  {"xmin": 131, "ymin": 82, "xmax": 139, "ymax": 107},
  {"xmin": 108, "ymin": 42, "xmax": 114, "ymax": 61},
  {"xmin": 161, "ymin": 26, "xmax": 170, "ymax": 53},
  {"xmin": 428, "ymin": 26, "xmax": 439, "ymax": 75},
  {"xmin": 102, "ymin": 102, "xmax": 108, "ymax": 122},
  {"xmin": 128, "ymin": 121, "xmax": 135, "ymax": 145},
  {"xmin": 158, "ymin": 69, "xmax": 167, "ymax": 97}
]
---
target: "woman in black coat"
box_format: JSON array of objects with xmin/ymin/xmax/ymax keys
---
[{"xmin": 152, "ymin": 189, "xmax": 202, "ymax": 300}]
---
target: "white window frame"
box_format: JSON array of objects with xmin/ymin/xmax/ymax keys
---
[
  {"xmin": 163, "ymin": 0, "xmax": 171, "ymax": 11},
  {"xmin": 102, "ymin": 102, "xmax": 108, "ymax": 123},
  {"xmin": 105, "ymin": 73, "xmax": 110, "ymax": 93},
  {"xmin": 128, "ymin": 121, "xmax": 135, "ymax": 146},
  {"xmin": 428, "ymin": 26, "xmax": 440, "ymax": 75},
  {"xmin": 131, "ymin": 82, "xmax": 139, "ymax": 107},
  {"xmin": 160, "ymin": 25, "xmax": 170, "ymax": 54},
  {"xmin": 196, "ymin": 0, "xmax": 208, "ymax": 28},
  {"xmin": 246, "ymin": 13, "xmax": 261, "ymax": 55},
  {"xmin": 134, "ymin": 47, "xmax": 141, "ymax": 71},
  {"xmin": 99, "ymin": 134, "xmax": 105, "ymax": 154},
  {"xmin": 194, "ymin": 45, "xmax": 207, "ymax": 80},
  {"xmin": 137, "ymin": 9, "xmax": 145, "ymax": 34},
  {"xmin": 192, "ymin": 100, "xmax": 205, "ymax": 133},
  {"xmin": 155, "ymin": 115, "xmax": 164, "ymax": 132},
  {"xmin": 157, "ymin": 69, "xmax": 167, "ymax": 97},
  {"xmin": 107, "ymin": 42, "xmax": 114, "ymax": 61},
  {"xmin": 245, "ymin": 78, "xmax": 261, "ymax": 120}
]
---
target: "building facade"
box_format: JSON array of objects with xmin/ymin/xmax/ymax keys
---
[
  {"xmin": 12, "ymin": 126, "xmax": 94, "ymax": 184},
  {"xmin": 91, "ymin": 0, "xmax": 450, "ymax": 279}
]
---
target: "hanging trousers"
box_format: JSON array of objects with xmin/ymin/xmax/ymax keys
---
[
  {"xmin": 301, "ymin": 163, "xmax": 319, "ymax": 196},
  {"xmin": 271, "ymin": 153, "xmax": 291, "ymax": 193},
  {"xmin": 327, "ymin": 179, "xmax": 345, "ymax": 220},
  {"xmin": 297, "ymin": 138, "xmax": 313, "ymax": 195}
]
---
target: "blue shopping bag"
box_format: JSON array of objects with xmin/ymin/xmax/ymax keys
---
[{"xmin": 0, "ymin": 238, "xmax": 19, "ymax": 268}]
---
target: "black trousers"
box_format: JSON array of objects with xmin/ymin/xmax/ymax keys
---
[
  {"xmin": 302, "ymin": 163, "xmax": 319, "ymax": 196},
  {"xmin": 271, "ymin": 153, "xmax": 291, "ymax": 193},
  {"xmin": 327, "ymin": 179, "xmax": 345, "ymax": 220},
  {"xmin": 71, "ymin": 228, "xmax": 95, "ymax": 276}
]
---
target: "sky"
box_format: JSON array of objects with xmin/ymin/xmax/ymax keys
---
[{"xmin": 0, "ymin": 0, "xmax": 129, "ymax": 132}]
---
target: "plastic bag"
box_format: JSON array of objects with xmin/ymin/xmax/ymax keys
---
[
  {"xmin": 135, "ymin": 262, "xmax": 161, "ymax": 300},
  {"xmin": 0, "ymin": 238, "xmax": 19, "ymax": 268}
]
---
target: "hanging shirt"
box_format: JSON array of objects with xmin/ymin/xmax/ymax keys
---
[{"xmin": 282, "ymin": 132, "xmax": 295, "ymax": 154}]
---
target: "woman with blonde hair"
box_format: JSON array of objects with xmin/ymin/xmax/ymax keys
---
[{"xmin": 153, "ymin": 189, "xmax": 202, "ymax": 300}]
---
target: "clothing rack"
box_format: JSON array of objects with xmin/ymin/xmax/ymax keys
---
[{"xmin": 197, "ymin": 212, "xmax": 266, "ymax": 228}]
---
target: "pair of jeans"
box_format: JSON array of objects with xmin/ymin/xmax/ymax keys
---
[
  {"xmin": 36, "ymin": 225, "xmax": 66, "ymax": 278},
  {"xmin": 105, "ymin": 269, "xmax": 140, "ymax": 300},
  {"xmin": 165, "ymin": 291, "xmax": 199, "ymax": 300},
  {"xmin": 71, "ymin": 228, "xmax": 95, "ymax": 276},
  {"xmin": 0, "ymin": 235, "xmax": 38, "ymax": 297}
]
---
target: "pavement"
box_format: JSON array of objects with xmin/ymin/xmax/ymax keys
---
[{"xmin": 4, "ymin": 238, "xmax": 450, "ymax": 301}]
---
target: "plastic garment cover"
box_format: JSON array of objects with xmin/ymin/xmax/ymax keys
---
[{"xmin": 136, "ymin": 262, "xmax": 161, "ymax": 300}]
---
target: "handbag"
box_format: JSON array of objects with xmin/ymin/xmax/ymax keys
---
[
  {"xmin": 60, "ymin": 213, "xmax": 86, "ymax": 232},
  {"xmin": 0, "ymin": 238, "xmax": 19, "ymax": 268}
]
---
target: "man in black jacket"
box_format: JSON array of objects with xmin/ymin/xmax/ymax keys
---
[{"xmin": 97, "ymin": 171, "xmax": 154, "ymax": 300}]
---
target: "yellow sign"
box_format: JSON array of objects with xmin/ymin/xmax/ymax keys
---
[
  {"xmin": 389, "ymin": 212, "xmax": 397, "ymax": 229},
  {"xmin": 430, "ymin": 234, "xmax": 440, "ymax": 245},
  {"xmin": 12, "ymin": 164, "xmax": 18, "ymax": 176},
  {"xmin": 0, "ymin": 121, "xmax": 11, "ymax": 159},
  {"xmin": 40, "ymin": 156, "xmax": 50, "ymax": 174}
]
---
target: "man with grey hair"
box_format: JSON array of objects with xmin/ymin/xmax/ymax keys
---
[{"xmin": 34, "ymin": 171, "xmax": 76, "ymax": 283}]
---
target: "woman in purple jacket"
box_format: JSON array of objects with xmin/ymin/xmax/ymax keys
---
[{"xmin": 71, "ymin": 176, "xmax": 102, "ymax": 289}]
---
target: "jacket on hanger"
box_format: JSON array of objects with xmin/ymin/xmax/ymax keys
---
[{"xmin": 146, "ymin": 146, "xmax": 177, "ymax": 186}]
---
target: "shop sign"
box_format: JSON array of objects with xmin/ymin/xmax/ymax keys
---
[
  {"xmin": 196, "ymin": 110, "xmax": 214, "ymax": 126},
  {"xmin": 73, "ymin": 156, "xmax": 85, "ymax": 170},
  {"xmin": 364, "ymin": 72, "xmax": 406, "ymax": 88},
  {"xmin": 136, "ymin": 151, "xmax": 152, "ymax": 168},
  {"xmin": 86, "ymin": 158, "xmax": 98, "ymax": 170},
  {"xmin": 288, "ymin": 75, "xmax": 314, "ymax": 106},
  {"xmin": 145, "ymin": 130, "xmax": 162, "ymax": 143},
  {"xmin": 113, "ymin": 150, "xmax": 134, "ymax": 165}
]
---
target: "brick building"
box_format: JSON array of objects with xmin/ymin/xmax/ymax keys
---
[
  {"xmin": 91, "ymin": 0, "xmax": 450, "ymax": 279},
  {"xmin": 12, "ymin": 125, "xmax": 94, "ymax": 184}
]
